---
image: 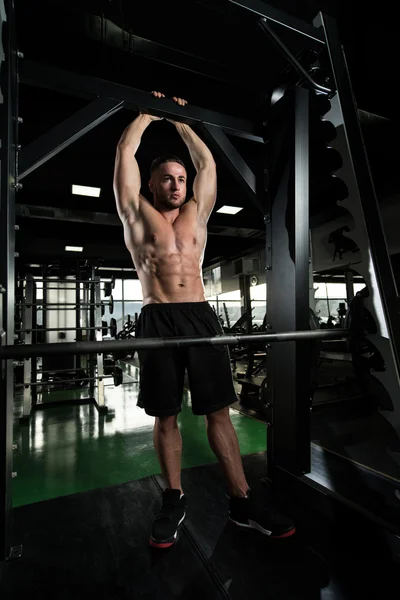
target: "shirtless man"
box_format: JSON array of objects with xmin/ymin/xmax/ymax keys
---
[{"xmin": 113, "ymin": 91, "xmax": 295, "ymax": 548}]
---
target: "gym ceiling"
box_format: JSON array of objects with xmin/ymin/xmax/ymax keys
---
[{"xmin": 14, "ymin": 0, "xmax": 400, "ymax": 274}]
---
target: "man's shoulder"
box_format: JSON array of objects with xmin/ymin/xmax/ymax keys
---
[{"xmin": 181, "ymin": 197, "xmax": 198, "ymax": 210}]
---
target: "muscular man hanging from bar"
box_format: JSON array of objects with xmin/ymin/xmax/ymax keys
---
[{"xmin": 113, "ymin": 91, "xmax": 295, "ymax": 548}]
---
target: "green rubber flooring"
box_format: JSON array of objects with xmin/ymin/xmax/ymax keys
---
[{"xmin": 12, "ymin": 365, "xmax": 267, "ymax": 508}]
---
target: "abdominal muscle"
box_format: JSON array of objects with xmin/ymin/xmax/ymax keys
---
[{"xmin": 132, "ymin": 247, "xmax": 206, "ymax": 305}]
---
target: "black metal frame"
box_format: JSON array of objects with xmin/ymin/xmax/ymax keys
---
[
  {"xmin": 82, "ymin": 13, "xmax": 246, "ymax": 88},
  {"xmin": 265, "ymin": 88, "xmax": 311, "ymax": 477},
  {"xmin": 227, "ymin": 0, "xmax": 325, "ymax": 44},
  {"xmin": 0, "ymin": 0, "xmax": 17, "ymax": 562},
  {"xmin": 257, "ymin": 18, "xmax": 333, "ymax": 95},
  {"xmin": 19, "ymin": 60, "xmax": 263, "ymax": 144}
]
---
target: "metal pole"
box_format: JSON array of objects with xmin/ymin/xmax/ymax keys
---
[
  {"xmin": 21, "ymin": 277, "xmax": 34, "ymax": 419},
  {"xmin": 345, "ymin": 271, "xmax": 354, "ymax": 304},
  {"xmin": 94, "ymin": 276, "xmax": 105, "ymax": 409},
  {"xmin": 293, "ymin": 87, "xmax": 311, "ymax": 473},
  {"xmin": 1, "ymin": 328, "xmax": 349, "ymax": 360},
  {"xmin": 75, "ymin": 276, "xmax": 82, "ymax": 370},
  {"xmin": 266, "ymin": 87, "xmax": 311, "ymax": 478},
  {"xmin": 0, "ymin": 0, "xmax": 18, "ymax": 562},
  {"xmin": 122, "ymin": 276, "xmax": 125, "ymax": 324},
  {"xmin": 88, "ymin": 270, "xmax": 95, "ymax": 395},
  {"xmin": 17, "ymin": 327, "xmax": 110, "ymax": 333}
]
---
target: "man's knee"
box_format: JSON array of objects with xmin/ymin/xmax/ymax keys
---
[
  {"xmin": 205, "ymin": 406, "xmax": 231, "ymax": 426},
  {"xmin": 155, "ymin": 414, "xmax": 179, "ymax": 432}
]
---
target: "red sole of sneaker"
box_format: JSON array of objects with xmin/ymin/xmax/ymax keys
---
[
  {"xmin": 271, "ymin": 527, "xmax": 296, "ymax": 539},
  {"xmin": 149, "ymin": 538, "xmax": 175, "ymax": 549}
]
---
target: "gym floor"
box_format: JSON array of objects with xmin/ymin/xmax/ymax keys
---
[
  {"xmin": 6, "ymin": 362, "xmax": 400, "ymax": 599},
  {"xmin": 12, "ymin": 362, "xmax": 267, "ymax": 508}
]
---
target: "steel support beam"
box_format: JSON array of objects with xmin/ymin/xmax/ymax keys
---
[
  {"xmin": 266, "ymin": 87, "xmax": 311, "ymax": 477},
  {"xmin": 19, "ymin": 98, "xmax": 124, "ymax": 180},
  {"xmin": 199, "ymin": 123, "xmax": 265, "ymax": 213},
  {"xmin": 0, "ymin": 0, "xmax": 17, "ymax": 563},
  {"xmin": 83, "ymin": 13, "xmax": 247, "ymax": 88},
  {"xmin": 15, "ymin": 204, "xmax": 264, "ymax": 234},
  {"xmin": 258, "ymin": 18, "xmax": 333, "ymax": 95},
  {"xmin": 228, "ymin": 0, "xmax": 325, "ymax": 44},
  {"xmin": 19, "ymin": 60, "xmax": 263, "ymax": 143},
  {"xmin": 16, "ymin": 204, "xmax": 121, "ymax": 226}
]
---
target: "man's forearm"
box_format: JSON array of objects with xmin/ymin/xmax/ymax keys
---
[
  {"xmin": 117, "ymin": 113, "xmax": 153, "ymax": 154},
  {"xmin": 174, "ymin": 123, "xmax": 215, "ymax": 171}
]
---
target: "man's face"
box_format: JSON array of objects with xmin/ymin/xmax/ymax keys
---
[{"xmin": 149, "ymin": 162, "xmax": 187, "ymax": 209}]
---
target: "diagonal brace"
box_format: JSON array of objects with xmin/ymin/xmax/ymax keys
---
[
  {"xmin": 18, "ymin": 97, "xmax": 124, "ymax": 180},
  {"xmin": 199, "ymin": 123, "xmax": 265, "ymax": 214}
]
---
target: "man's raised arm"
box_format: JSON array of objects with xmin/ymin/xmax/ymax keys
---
[
  {"xmin": 170, "ymin": 115, "xmax": 217, "ymax": 223},
  {"xmin": 113, "ymin": 112, "xmax": 160, "ymax": 222}
]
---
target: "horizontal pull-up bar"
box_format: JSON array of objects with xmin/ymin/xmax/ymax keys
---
[
  {"xmin": 1, "ymin": 328, "xmax": 349, "ymax": 359},
  {"xmin": 19, "ymin": 60, "xmax": 264, "ymax": 144}
]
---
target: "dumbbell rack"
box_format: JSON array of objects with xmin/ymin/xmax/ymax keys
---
[{"xmin": 17, "ymin": 274, "xmax": 110, "ymax": 421}]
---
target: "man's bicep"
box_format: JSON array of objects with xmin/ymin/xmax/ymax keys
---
[
  {"xmin": 113, "ymin": 145, "xmax": 142, "ymax": 219},
  {"xmin": 193, "ymin": 164, "xmax": 217, "ymax": 221}
]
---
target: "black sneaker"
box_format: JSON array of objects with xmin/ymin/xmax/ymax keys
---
[
  {"xmin": 150, "ymin": 489, "xmax": 187, "ymax": 549},
  {"xmin": 229, "ymin": 492, "xmax": 295, "ymax": 539}
]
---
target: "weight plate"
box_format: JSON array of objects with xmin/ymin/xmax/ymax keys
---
[
  {"xmin": 110, "ymin": 317, "xmax": 117, "ymax": 338},
  {"xmin": 104, "ymin": 282, "xmax": 112, "ymax": 297},
  {"xmin": 101, "ymin": 304, "xmax": 105, "ymax": 317},
  {"xmin": 111, "ymin": 274, "xmax": 115, "ymax": 290},
  {"xmin": 109, "ymin": 294, "xmax": 114, "ymax": 315},
  {"xmin": 102, "ymin": 320, "xmax": 108, "ymax": 337},
  {"xmin": 113, "ymin": 366, "xmax": 123, "ymax": 387}
]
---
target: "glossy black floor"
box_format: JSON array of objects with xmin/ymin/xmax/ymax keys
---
[{"xmin": 1, "ymin": 453, "xmax": 399, "ymax": 599}]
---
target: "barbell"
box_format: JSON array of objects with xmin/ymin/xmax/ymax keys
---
[
  {"xmin": 15, "ymin": 366, "xmax": 124, "ymax": 388},
  {"xmin": 18, "ymin": 275, "xmax": 115, "ymax": 287},
  {"xmin": 16, "ymin": 294, "xmax": 114, "ymax": 315},
  {"xmin": 0, "ymin": 328, "xmax": 350, "ymax": 360},
  {"xmin": 16, "ymin": 317, "xmax": 118, "ymax": 338}
]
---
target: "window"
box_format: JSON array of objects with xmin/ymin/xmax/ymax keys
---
[
  {"xmin": 112, "ymin": 279, "xmax": 123, "ymax": 301},
  {"xmin": 124, "ymin": 302, "xmax": 143, "ymax": 322},
  {"xmin": 250, "ymin": 283, "xmax": 266, "ymax": 301},
  {"xmin": 313, "ymin": 281, "xmax": 366, "ymax": 324},
  {"xmin": 124, "ymin": 279, "xmax": 143, "ymax": 300},
  {"xmin": 215, "ymin": 291, "xmax": 241, "ymax": 329},
  {"xmin": 251, "ymin": 302, "xmax": 266, "ymax": 327}
]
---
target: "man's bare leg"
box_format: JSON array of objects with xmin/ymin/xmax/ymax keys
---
[
  {"xmin": 205, "ymin": 407, "xmax": 249, "ymax": 497},
  {"xmin": 153, "ymin": 415, "xmax": 183, "ymax": 493}
]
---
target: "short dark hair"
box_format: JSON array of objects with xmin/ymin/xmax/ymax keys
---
[{"xmin": 150, "ymin": 155, "xmax": 186, "ymax": 176}]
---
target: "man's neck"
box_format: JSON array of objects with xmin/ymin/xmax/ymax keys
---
[{"xmin": 154, "ymin": 203, "xmax": 180, "ymax": 224}]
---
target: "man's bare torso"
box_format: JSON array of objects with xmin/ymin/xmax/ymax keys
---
[{"xmin": 123, "ymin": 196, "xmax": 207, "ymax": 305}]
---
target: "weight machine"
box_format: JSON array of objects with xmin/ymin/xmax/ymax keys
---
[{"xmin": 14, "ymin": 271, "xmax": 120, "ymax": 421}]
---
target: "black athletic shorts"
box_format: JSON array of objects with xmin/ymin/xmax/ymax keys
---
[{"xmin": 135, "ymin": 302, "xmax": 238, "ymax": 417}]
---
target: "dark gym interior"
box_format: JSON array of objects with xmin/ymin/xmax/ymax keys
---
[{"xmin": 1, "ymin": 1, "xmax": 400, "ymax": 598}]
